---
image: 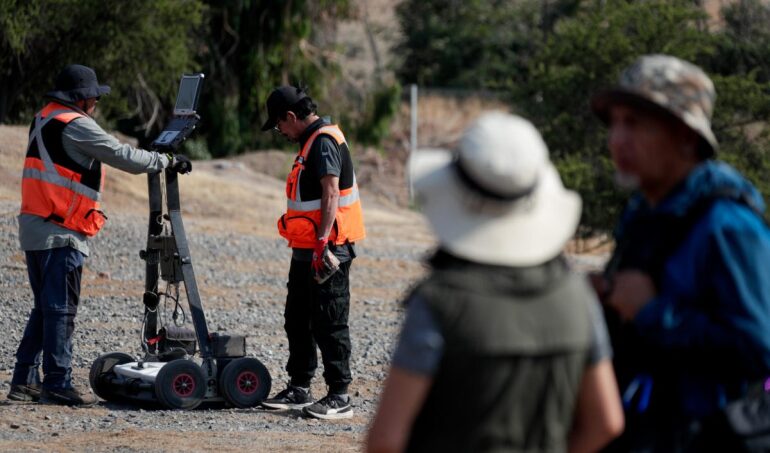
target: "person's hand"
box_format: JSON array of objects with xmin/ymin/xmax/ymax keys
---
[
  {"xmin": 605, "ymin": 270, "xmax": 656, "ymax": 321},
  {"xmin": 169, "ymin": 154, "xmax": 192, "ymax": 174},
  {"xmin": 312, "ymin": 237, "xmax": 328, "ymax": 273}
]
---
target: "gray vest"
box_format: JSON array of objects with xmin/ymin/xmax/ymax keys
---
[{"xmin": 406, "ymin": 253, "xmax": 594, "ymax": 453}]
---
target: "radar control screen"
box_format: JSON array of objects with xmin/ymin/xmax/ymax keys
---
[
  {"xmin": 173, "ymin": 74, "xmax": 203, "ymax": 116},
  {"xmin": 152, "ymin": 73, "xmax": 204, "ymax": 150}
]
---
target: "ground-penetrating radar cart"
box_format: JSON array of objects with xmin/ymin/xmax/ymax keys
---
[{"xmin": 88, "ymin": 74, "xmax": 272, "ymax": 409}]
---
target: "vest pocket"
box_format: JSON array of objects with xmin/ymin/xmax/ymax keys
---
[
  {"xmin": 64, "ymin": 194, "xmax": 106, "ymax": 237},
  {"xmin": 277, "ymin": 214, "xmax": 318, "ymax": 243}
]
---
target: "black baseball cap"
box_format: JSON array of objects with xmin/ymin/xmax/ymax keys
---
[
  {"xmin": 260, "ymin": 86, "xmax": 309, "ymax": 131},
  {"xmin": 46, "ymin": 64, "xmax": 111, "ymax": 103}
]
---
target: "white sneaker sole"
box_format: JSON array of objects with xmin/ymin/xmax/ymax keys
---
[
  {"xmin": 6, "ymin": 394, "xmax": 38, "ymax": 403},
  {"xmin": 304, "ymin": 408, "xmax": 354, "ymax": 420},
  {"xmin": 261, "ymin": 401, "xmax": 314, "ymax": 410},
  {"xmin": 3, "ymin": 398, "xmax": 37, "ymax": 405}
]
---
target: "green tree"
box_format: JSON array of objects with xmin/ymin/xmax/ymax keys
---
[
  {"xmin": 0, "ymin": 0, "xmax": 203, "ymax": 142},
  {"xmin": 196, "ymin": 0, "xmax": 355, "ymax": 156},
  {"xmin": 527, "ymin": 0, "xmax": 770, "ymax": 230},
  {"xmin": 705, "ymin": 0, "xmax": 770, "ymax": 209},
  {"xmin": 396, "ymin": 0, "xmax": 770, "ymax": 232},
  {"xmin": 1, "ymin": 0, "xmax": 401, "ymax": 158},
  {"xmin": 395, "ymin": 0, "xmax": 581, "ymax": 89},
  {"xmin": 520, "ymin": 0, "xmax": 714, "ymax": 232}
]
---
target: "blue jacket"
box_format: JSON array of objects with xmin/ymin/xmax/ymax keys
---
[{"xmin": 612, "ymin": 160, "xmax": 770, "ymax": 418}]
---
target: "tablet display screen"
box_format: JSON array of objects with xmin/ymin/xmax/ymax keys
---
[{"xmin": 174, "ymin": 75, "xmax": 203, "ymax": 115}]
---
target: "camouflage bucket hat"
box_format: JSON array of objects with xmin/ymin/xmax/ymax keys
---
[{"xmin": 591, "ymin": 54, "xmax": 718, "ymax": 156}]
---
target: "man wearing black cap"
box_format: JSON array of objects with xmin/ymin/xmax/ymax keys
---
[
  {"xmin": 7, "ymin": 64, "xmax": 191, "ymax": 406},
  {"xmin": 259, "ymin": 86, "xmax": 366, "ymax": 420}
]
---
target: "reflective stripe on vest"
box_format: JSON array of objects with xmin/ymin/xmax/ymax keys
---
[
  {"xmin": 287, "ymin": 176, "xmax": 361, "ymax": 211},
  {"xmin": 22, "ymin": 164, "xmax": 101, "ymax": 201},
  {"xmin": 279, "ymin": 124, "xmax": 365, "ymax": 248},
  {"xmin": 20, "ymin": 103, "xmax": 106, "ymax": 236}
]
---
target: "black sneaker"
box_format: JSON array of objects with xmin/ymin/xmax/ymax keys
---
[
  {"xmin": 7, "ymin": 384, "xmax": 41, "ymax": 402},
  {"xmin": 303, "ymin": 393, "xmax": 353, "ymax": 420},
  {"xmin": 261, "ymin": 385, "xmax": 313, "ymax": 410},
  {"xmin": 40, "ymin": 386, "xmax": 97, "ymax": 407}
]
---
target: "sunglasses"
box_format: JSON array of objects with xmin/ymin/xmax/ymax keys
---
[{"xmin": 273, "ymin": 116, "xmax": 287, "ymax": 132}]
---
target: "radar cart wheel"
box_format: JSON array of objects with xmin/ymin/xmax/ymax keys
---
[
  {"xmin": 154, "ymin": 359, "xmax": 206, "ymax": 409},
  {"xmin": 89, "ymin": 352, "xmax": 134, "ymax": 402},
  {"xmin": 220, "ymin": 357, "xmax": 272, "ymax": 408}
]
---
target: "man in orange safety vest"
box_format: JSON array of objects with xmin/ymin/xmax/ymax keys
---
[
  {"xmin": 8, "ymin": 64, "xmax": 191, "ymax": 407},
  {"xmin": 260, "ymin": 86, "xmax": 364, "ymax": 420}
]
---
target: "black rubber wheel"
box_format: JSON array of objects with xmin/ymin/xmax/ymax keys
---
[
  {"xmin": 154, "ymin": 359, "xmax": 206, "ymax": 410},
  {"xmin": 89, "ymin": 352, "xmax": 134, "ymax": 402},
  {"xmin": 220, "ymin": 357, "xmax": 272, "ymax": 408}
]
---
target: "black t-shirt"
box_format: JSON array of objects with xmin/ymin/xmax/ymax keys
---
[
  {"xmin": 312, "ymin": 135, "xmax": 342, "ymax": 180},
  {"xmin": 291, "ymin": 118, "xmax": 356, "ymax": 262}
]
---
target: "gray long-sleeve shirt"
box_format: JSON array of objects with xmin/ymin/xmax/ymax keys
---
[{"xmin": 18, "ymin": 113, "xmax": 170, "ymax": 256}]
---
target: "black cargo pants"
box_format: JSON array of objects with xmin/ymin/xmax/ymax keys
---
[{"xmin": 284, "ymin": 258, "xmax": 352, "ymax": 394}]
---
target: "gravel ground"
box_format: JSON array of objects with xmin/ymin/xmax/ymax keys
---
[
  {"xmin": 0, "ymin": 192, "xmax": 435, "ymax": 452},
  {"xmin": 0, "ymin": 187, "xmax": 607, "ymax": 452}
]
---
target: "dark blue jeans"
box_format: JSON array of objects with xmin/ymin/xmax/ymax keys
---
[{"xmin": 12, "ymin": 247, "xmax": 83, "ymax": 390}]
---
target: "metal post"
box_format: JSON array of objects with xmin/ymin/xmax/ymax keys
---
[
  {"xmin": 142, "ymin": 172, "xmax": 163, "ymax": 355},
  {"xmin": 409, "ymin": 84, "xmax": 418, "ymax": 201},
  {"xmin": 410, "ymin": 84, "xmax": 418, "ymax": 153},
  {"xmin": 165, "ymin": 169, "xmax": 212, "ymax": 359}
]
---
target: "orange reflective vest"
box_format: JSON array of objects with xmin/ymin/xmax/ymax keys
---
[
  {"xmin": 20, "ymin": 102, "xmax": 106, "ymax": 237},
  {"xmin": 277, "ymin": 124, "xmax": 365, "ymax": 248}
]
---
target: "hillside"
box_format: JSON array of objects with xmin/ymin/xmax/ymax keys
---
[{"xmin": 0, "ymin": 124, "xmax": 430, "ymax": 240}]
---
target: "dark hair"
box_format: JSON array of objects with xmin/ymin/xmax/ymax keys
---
[{"xmin": 283, "ymin": 97, "xmax": 317, "ymax": 121}]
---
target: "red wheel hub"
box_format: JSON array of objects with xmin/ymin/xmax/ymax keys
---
[
  {"xmin": 172, "ymin": 373, "xmax": 196, "ymax": 397},
  {"xmin": 236, "ymin": 371, "xmax": 259, "ymax": 395}
]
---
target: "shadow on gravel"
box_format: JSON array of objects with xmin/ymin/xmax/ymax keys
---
[
  {"xmin": 258, "ymin": 407, "xmax": 310, "ymax": 419},
  {"xmin": 4, "ymin": 397, "xmax": 320, "ymax": 419},
  {"xmin": 99, "ymin": 400, "xmax": 161, "ymax": 411},
  {"xmin": 95, "ymin": 400, "xmax": 310, "ymax": 417}
]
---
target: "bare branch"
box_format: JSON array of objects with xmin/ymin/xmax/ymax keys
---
[{"xmin": 134, "ymin": 72, "xmax": 161, "ymax": 136}]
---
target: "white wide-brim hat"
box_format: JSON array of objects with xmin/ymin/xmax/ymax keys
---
[{"xmin": 409, "ymin": 112, "xmax": 582, "ymax": 267}]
